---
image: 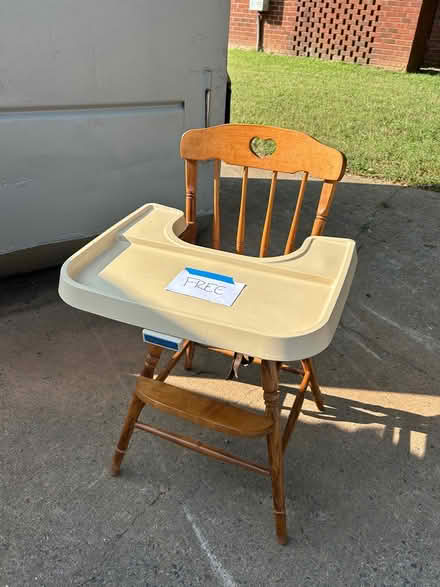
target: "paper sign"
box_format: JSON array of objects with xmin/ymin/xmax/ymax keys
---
[{"xmin": 166, "ymin": 267, "xmax": 245, "ymax": 307}]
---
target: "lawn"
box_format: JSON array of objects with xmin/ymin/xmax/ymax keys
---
[{"xmin": 228, "ymin": 49, "xmax": 440, "ymax": 190}]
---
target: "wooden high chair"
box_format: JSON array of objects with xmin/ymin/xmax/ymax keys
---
[{"xmin": 111, "ymin": 124, "xmax": 347, "ymax": 544}]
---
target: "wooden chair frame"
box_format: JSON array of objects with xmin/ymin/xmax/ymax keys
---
[{"xmin": 111, "ymin": 124, "xmax": 346, "ymax": 545}]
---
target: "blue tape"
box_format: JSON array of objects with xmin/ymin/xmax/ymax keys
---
[
  {"xmin": 142, "ymin": 333, "xmax": 179, "ymax": 351},
  {"xmin": 186, "ymin": 267, "xmax": 234, "ymax": 284}
]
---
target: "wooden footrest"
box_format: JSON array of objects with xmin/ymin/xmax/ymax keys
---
[{"xmin": 135, "ymin": 376, "xmax": 273, "ymax": 437}]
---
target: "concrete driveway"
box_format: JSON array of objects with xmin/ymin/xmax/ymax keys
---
[{"xmin": 1, "ymin": 169, "xmax": 439, "ymax": 586}]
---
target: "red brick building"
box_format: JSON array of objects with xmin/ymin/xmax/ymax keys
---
[{"xmin": 229, "ymin": 0, "xmax": 440, "ymax": 71}]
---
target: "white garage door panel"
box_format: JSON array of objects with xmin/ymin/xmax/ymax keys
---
[
  {"xmin": 0, "ymin": 1, "xmax": 228, "ymax": 108},
  {"xmin": 0, "ymin": 104, "xmax": 184, "ymax": 253},
  {"xmin": 0, "ymin": 1, "xmax": 230, "ymax": 265}
]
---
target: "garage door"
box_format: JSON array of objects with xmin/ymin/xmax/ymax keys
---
[{"xmin": 0, "ymin": 0, "xmax": 229, "ymax": 269}]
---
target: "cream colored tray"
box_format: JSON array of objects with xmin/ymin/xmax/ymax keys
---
[{"xmin": 59, "ymin": 203, "xmax": 357, "ymax": 361}]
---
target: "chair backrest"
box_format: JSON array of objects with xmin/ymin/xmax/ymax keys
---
[{"xmin": 180, "ymin": 124, "xmax": 346, "ymax": 256}]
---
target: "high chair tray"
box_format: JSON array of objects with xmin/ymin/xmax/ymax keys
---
[{"xmin": 59, "ymin": 203, "xmax": 357, "ymax": 361}]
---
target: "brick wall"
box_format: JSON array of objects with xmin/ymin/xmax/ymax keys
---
[
  {"xmin": 229, "ymin": 0, "xmax": 438, "ymax": 70},
  {"xmin": 229, "ymin": 0, "xmax": 297, "ymax": 54},
  {"xmin": 423, "ymin": 1, "xmax": 440, "ymax": 66},
  {"xmin": 370, "ymin": 0, "xmax": 424, "ymax": 69}
]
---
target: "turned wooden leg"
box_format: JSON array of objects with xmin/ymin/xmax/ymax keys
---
[
  {"xmin": 265, "ymin": 421, "xmax": 273, "ymax": 469},
  {"xmin": 141, "ymin": 344, "xmax": 164, "ymax": 378},
  {"xmin": 184, "ymin": 341, "xmax": 195, "ymax": 370},
  {"xmin": 264, "ymin": 363, "xmax": 281, "ymax": 469},
  {"xmin": 301, "ymin": 358, "xmax": 325, "ymax": 412},
  {"xmin": 111, "ymin": 344, "xmax": 163, "ymax": 475},
  {"xmin": 111, "ymin": 393, "xmax": 145, "ymax": 476},
  {"xmin": 261, "ymin": 360, "xmax": 287, "ymax": 545}
]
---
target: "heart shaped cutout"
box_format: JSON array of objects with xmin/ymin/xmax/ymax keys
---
[{"xmin": 249, "ymin": 137, "xmax": 277, "ymax": 158}]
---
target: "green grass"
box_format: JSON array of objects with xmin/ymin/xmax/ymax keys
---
[{"xmin": 228, "ymin": 49, "xmax": 440, "ymax": 190}]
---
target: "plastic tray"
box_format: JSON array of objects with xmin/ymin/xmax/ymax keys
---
[{"xmin": 59, "ymin": 203, "xmax": 357, "ymax": 361}]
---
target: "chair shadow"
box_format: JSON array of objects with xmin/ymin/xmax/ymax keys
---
[
  {"xmin": 285, "ymin": 388, "xmax": 432, "ymax": 434},
  {"xmin": 147, "ymin": 347, "xmax": 440, "ymax": 561}
]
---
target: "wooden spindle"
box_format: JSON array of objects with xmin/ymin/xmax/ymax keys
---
[
  {"xmin": 141, "ymin": 344, "xmax": 163, "ymax": 378},
  {"xmin": 259, "ymin": 171, "xmax": 278, "ymax": 257},
  {"xmin": 185, "ymin": 159, "xmax": 198, "ymax": 244},
  {"xmin": 156, "ymin": 340, "xmax": 190, "ymax": 383},
  {"xmin": 236, "ymin": 166, "xmax": 248, "ymax": 254},
  {"xmin": 212, "ymin": 159, "xmax": 221, "ymax": 249},
  {"xmin": 111, "ymin": 392, "xmax": 145, "ymax": 476},
  {"xmin": 284, "ymin": 171, "xmax": 308, "ymax": 254},
  {"xmin": 311, "ymin": 180, "xmax": 336, "ymax": 236}
]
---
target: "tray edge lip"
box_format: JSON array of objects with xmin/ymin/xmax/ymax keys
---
[{"xmin": 58, "ymin": 203, "xmax": 358, "ymax": 357}]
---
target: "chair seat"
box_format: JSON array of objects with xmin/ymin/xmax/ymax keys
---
[{"xmin": 135, "ymin": 376, "xmax": 273, "ymax": 437}]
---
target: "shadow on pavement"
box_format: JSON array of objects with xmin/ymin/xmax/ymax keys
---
[{"xmin": 1, "ymin": 175, "xmax": 439, "ymax": 585}]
